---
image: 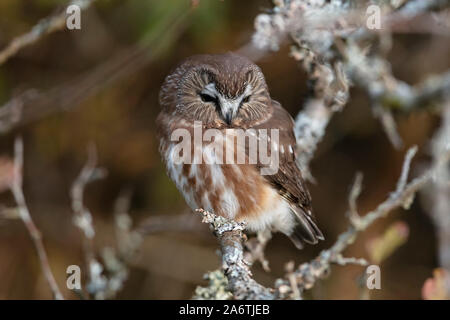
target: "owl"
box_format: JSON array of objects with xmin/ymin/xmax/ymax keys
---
[{"xmin": 156, "ymin": 53, "xmax": 323, "ymax": 249}]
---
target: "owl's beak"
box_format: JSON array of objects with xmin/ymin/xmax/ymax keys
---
[
  {"xmin": 224, "ymin": 111, "xmax": 233, "ymax": 125},
  {"xmin": 220, "ymin": 99, "xmax": 239, "ymax": 125}
]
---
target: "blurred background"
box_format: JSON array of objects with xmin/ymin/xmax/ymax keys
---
[{"xmin": 0, "ymin": 0, "xmax": 449, "ymax": 299}]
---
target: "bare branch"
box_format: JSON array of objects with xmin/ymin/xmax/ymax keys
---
[
  {"xmin": 71, "ymin": 144, "xmax": 107, "ymax": 242},
  {"xmin": 70, "ymin": 148, "xmax": 142, "ymax": 299},
  {"xmin": 395, "ymin": 146, "xmax": 418, "ymax": 194},
  {"xmin": 373, "ymin": 104, "xmax": 404, "ymax": 149},
  {"xmin": 0, "ymin": 0, "xmax": 96, "ymax": 66},
  {"xmin": 0, "ymin": 46, "xmax": 149, "ymax": 134},
  {"xmin": 10, "ymin": 137, "xmax": 63, "ymax": 300},
  {"xmin": 70, "ymin": 144, "xmax": 108, "ymax": 298},
  {"xmin": 348, "ymin": 172, "xmax": 364, "ymax": 228},
  {"xmin": 0, "ymin": 10, "xmax": 189, "ymax": 134},
  {"xmin": 244, "ymin": 230, "xmax": 272, "ymax": 272},
  {"xmin": 113, "ymin": 187, "xmax": 142, "ymax": 264}
]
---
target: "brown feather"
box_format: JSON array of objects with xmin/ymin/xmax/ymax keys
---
[{"xmin": 252, "ymin": 100, "xmax": 324, "ymax": 246}]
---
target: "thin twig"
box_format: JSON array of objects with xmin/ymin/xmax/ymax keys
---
[
  {"xmin": 70, "ymin": 148, "xmax": 142, "ymax": 299},
  {"xmin": 70, "ymin": 144, "xmax": 107, "ymax": 298},
  {"xmin": 395, "ymin": 146, "xmax": 418, "ymax": 195},
  {"xmin": 348, "ymin": 172, "xmax": 363, "ymax": 228},
  {"xmin": 10, "ymin": 137, "xmax": 63, "ymax": 300},
  {"xmin": 244, "ymin": 230, "xmax": 272, "ymax": 272}
]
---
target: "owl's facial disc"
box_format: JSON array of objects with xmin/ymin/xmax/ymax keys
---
[{"xmin": 200, "ymin": 82, "xmax": 252, "ymax": 125}]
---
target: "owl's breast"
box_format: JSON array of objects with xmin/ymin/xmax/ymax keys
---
[{"xmin": 160, "ymin": 137, "xmax": 293, "ymax": 233}]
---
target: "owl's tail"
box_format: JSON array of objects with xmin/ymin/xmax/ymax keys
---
[{"xmin": 288, "ymin": 207, "xmax": 324, "ymax": 250}]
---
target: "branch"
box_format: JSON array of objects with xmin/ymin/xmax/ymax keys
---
[
  {"xmin": 70, "ymin": 144, "xmax": 109, "ymax": 299},
  {"xmin": 70, "ymin": 144, "xmax": 106, "ymax": 250},
  {"xmin": 0, "ymin": 0, "xmax": 96, "ymax": 66},
  {"xmin": 0, "ymin": 46, "xmax": 149, "ymax": 134},
  {"xmin": 0, "ymin": 9, "xmax": 189, "ymax": 134},
  {"xmin": 252, "ymin": 0, "xmax": 450, "ymax": 167},
  {"xmin": 114, "ymin": 187, "xmax": 141, "ymax": 260},
  {"xmin": 9, "ymin": 137, "xmax": 63, "ymax": 300},
  {"xmin": 276, "ymin": 146, "xmax": 450, "ymax": 298},
  {"xmin": 424, "ymin": 100, "xmax": 450, "ymax": 269},
  {"xmin": 294, "ymin": 99, "xmax": 339, "ymax": 181},
  {"xmin": 244, "ymin": 230, "xmax": 272, "ymax": 272},
  {"xmin": 197, "ymin": 146, "xmax": 450, "ymax": 299},
  {"xmin": 197, "ymin": 209, "xmax": 275, "ymax": 300},
  {"xmin": 193, "ymin": 270, "xmax": 233, "ymax": 300},
  {"xmin": 70, "ymin": 146, "xmax": 142, "ymax": 299}
]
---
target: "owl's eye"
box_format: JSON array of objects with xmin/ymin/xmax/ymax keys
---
[
  {"xmin": 200, "ymin": 93, "xmax": 217, "ymax": 103},
  {"xmin": 242, "ymin": 95, "xmax": 251, "ymax": 103}
]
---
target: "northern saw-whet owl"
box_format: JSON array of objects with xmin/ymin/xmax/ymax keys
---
[{"xmin": 156, "ymin": 53, "xmax": 323, "ymax": 249}]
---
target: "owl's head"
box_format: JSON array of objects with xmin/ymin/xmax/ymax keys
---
[{"xmin": 159, "ymin": 53, "xmax": 271, "ymax": 127}]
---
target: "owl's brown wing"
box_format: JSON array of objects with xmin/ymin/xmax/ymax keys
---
[{"xmin": 252, "ymin": 100, "xmax": 324, "ymax": 248}]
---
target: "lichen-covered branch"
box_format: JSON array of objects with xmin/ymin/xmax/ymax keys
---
[
  {"xmin": 193, "ymin": 270, "xmax": 233, "ymax": 300},
  {"xmin": 197, "ymin": 209, "xmax": 276, "ymax": 300},
  {"xmin": 274, "ymin": 146, "xmax": 441, "ymax": 298},
  {"xmin": 197, "ymin": 147, "xmax": 450, "ymax": 299},
  {"xmin": 424, "ymin": 101, "xmax": 450, "ymax": 269},
  {"xmin": 252, "ymin": 0, "xmax": 450, "ymax": 167}
]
